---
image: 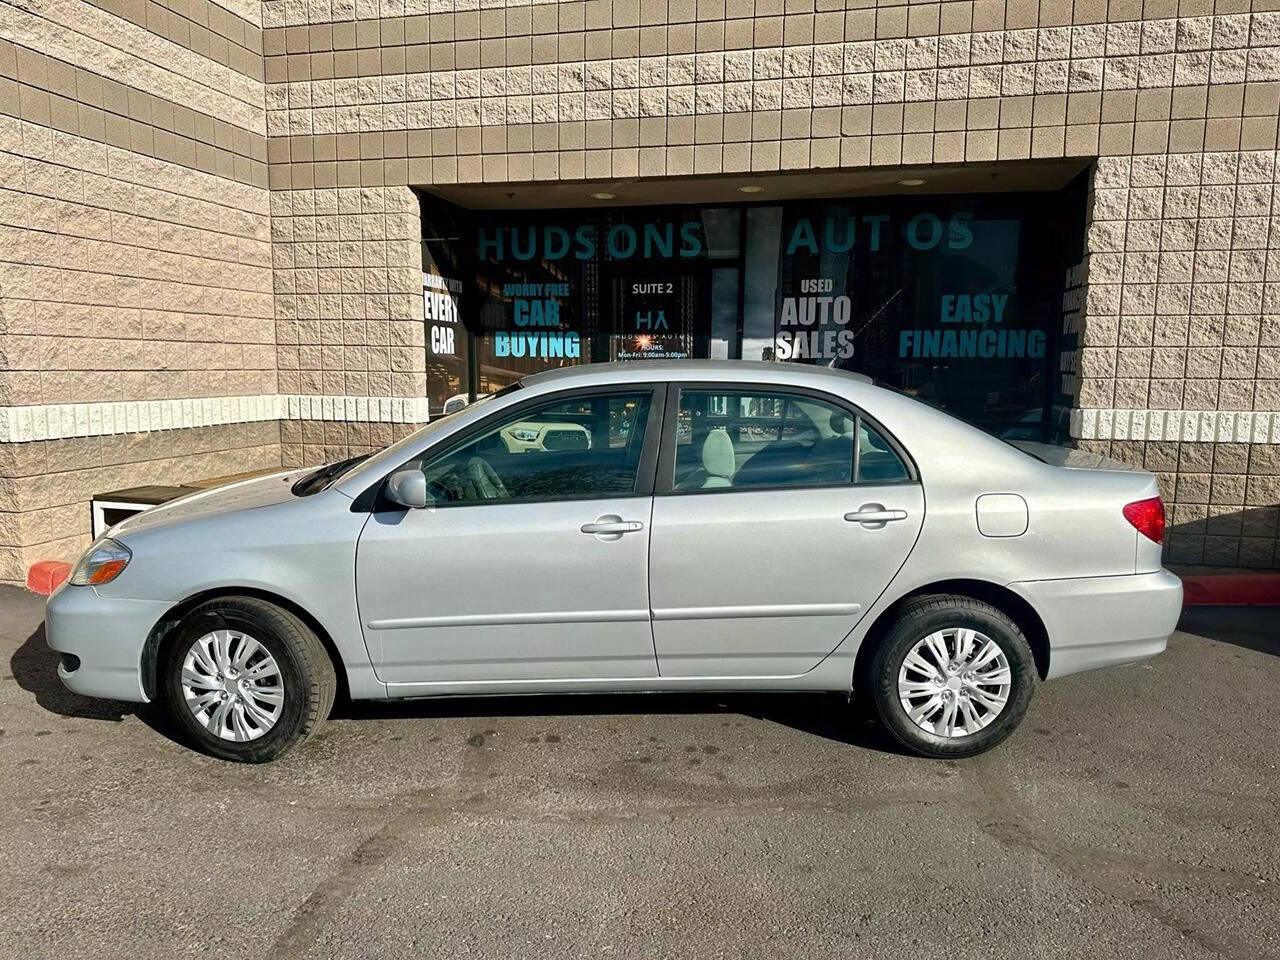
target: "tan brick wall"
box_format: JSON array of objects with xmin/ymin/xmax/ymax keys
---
[
  {"xmin": 257, "ymin": 0, "xmax": 1280, "ymax": 567},
  {"xmin": 0, "ymin": 116, "xmax": 275, "ymax": 406},
  {"xmin": 0, "ymin": 422, "xmax": 279, "ymax": 582},
  {"xmin": 0, "ymin": 0, "xmax": 278, "ymax": 582},
  {"xmin": 271, "ymin": 184, "xmax": 424, "ymax": 466},
  {"xmin": 1077, "ymin": 438, "xmax": 1279, "ymax": 565},
  {"xmin": 3, "ymin": 0, "xmax": 1280, "ymax": 578},
  {"xmin": 1074, "ymin": 150, "xmax": 1280, "ymax": 565}
]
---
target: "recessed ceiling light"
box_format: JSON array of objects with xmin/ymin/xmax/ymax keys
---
[
  {"xmin": 590, "ymin": 191, "xmax": 616, "ymax": 200},
  {"xmin": 737, "ymin": 185, "xmax": 764, "ymax": 194},
  {"xmin": 898, "ymin": 178, "xmax": 927, "ymax": 186}
]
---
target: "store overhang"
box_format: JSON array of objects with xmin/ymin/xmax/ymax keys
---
[{"xmin": 422, "ymin": 158, "xmax": 1094, "ymax": 211}]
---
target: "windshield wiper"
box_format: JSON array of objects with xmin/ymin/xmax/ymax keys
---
[{"xmin": 291, "ymin": 454, "xmax": 370, "ymax": 496}]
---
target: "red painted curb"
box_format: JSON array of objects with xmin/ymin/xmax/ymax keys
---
[
  {"xmin": 26, "ymin": 561, "xmax": 72, "ymax": 596},
  {"xmin": 1182, "ymin": 573, "xmax": 1280, "ymax": 606}
]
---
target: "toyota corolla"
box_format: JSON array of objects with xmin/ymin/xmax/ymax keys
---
[{"xmin": 47, "ymin": 361, "xmax": 1182, "ymax": 762}]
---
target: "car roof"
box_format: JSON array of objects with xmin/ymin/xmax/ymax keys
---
[{"xmin": 519, "ymin": 360, "xmax": 874, "ymax": 390}]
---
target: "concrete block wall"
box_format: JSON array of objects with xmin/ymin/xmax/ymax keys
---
[
  {"xmin": 270, "ymin": 183, "xmax": 426, "ymax": 467},
  {"xmin": 0, "ymin": 423, "xmax": 280, "ymax": 582},
  {"xmin": 1074, "ymin": 149, "xmax": 1280, "ymax": 565},
  {"xmin": 0, "ymin": 0, "xmax": 279, "ymax": 581},
  {"xmin": 2, "ymin": 0, "xmax": 1280, "ymax": 577},
  {"xmin": 1076, "ymin": 438, "xmax": 1280, "ymax": 564},
  {"xmin": 256, "ymin": 0, "xmax": 1280, "ymax": 567}
]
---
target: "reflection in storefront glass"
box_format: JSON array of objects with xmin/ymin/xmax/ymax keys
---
[
  {"xmin": 701, "ymin": 208, "xmax": 741, "ymax": 257},
  {"xmin": 420, "ymin": 203, "xmax": 471, "ymax": 414},
  {"xmin": 742, "ymin": 206, "xmax": 785, "ymax": 362},
  {"xmin": 709, "ymin": 266, "xmax": 738, "ymax": 360},
  {"xmin": 761, "ymin": 201, "xmax": 1049, "ymax": 433},
  {"xmin": 419, "ymin": 185, "xmax": 1079, "ymax": 438}
]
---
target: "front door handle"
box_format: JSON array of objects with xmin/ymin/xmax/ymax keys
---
[
  {"xmin": 845, "ymin": 503, "xmax": 908, "ymax": 526},
  {"xmin": 581, "ymin": 515, "xmax": 645, "ymax": 538}
]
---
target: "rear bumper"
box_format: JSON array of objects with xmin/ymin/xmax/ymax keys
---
[
  {"xmin": 1011, "ymin": 569, "xmax": 1183, "ymax": 679},
  {"xmin": 45, "ymin": 582, "xmax": 169, "ymax": 703}
]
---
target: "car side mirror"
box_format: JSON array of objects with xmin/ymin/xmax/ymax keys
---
[{"xmin": 385, "ymin": 468, "xmax": 430, "ymax": 509}]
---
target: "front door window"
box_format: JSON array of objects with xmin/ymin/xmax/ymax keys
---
[{"xmin": 412, "ymin": 392, "xmax": 654, "ymax": 504}]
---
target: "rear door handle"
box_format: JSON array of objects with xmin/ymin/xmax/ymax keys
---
[
  {"xmin": 845, "ymin": 504, "xmax": 908, "ymax": 525},
  {"xmin": 581, "ymin": 515, "xmax": 645, "ymax": 536}
]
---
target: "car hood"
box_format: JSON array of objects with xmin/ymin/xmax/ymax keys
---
[
  {"xmin": 1010, "ymin": 440, "xmax": 1146, "ymax": 472},
  {"xmin": 109, "ymin": 469, "xmax": 308, "ymax": 537}
]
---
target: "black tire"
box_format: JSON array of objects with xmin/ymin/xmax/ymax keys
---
[
  {"xmin": 160, "ymin": 596, "xmax": 336, "ymax": 763},
  {"xmin": 869, "ymin": 594, "xmax": 1036, "ymax": 759}
]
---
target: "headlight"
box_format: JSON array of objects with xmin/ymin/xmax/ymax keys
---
[
  {"xmin": 511, "ymin": 428, "xmax": 539, "ymax": 442},
  {"xmin": 69, "ymin": 538, "xmax": 132, "ymax": 586}
]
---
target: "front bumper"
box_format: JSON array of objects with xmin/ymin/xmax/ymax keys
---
[
  {"xmin": 1011, "ymin": 569, "xmax": 1183, "ymax": 679},
  {"xmin": 45, "ymin": 582, "xmax": 170, "ymax": 702}
]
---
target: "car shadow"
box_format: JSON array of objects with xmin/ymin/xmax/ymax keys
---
[
  {"xmin": 335, "ymin": 690, "xmax": 909, "ymax": 755},
  {"xmin": 12, "ymin": 619, "xmax": 905, "ymax": 755},
  {"xmin": 1176, "ymin": 606, "xmax": 1279, "ymax": 658},
  {"xmin": 9, "ymin": 622, "xmax": 195, "ymax": 750},
  {"xmin": 10, "ymin": 622, "xmax": 137, "ymax": 723}
]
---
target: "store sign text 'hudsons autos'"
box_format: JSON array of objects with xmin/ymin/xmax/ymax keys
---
[
  {"xmin": 769, "ymin": 212, "xmax": 979, "ymax": 362},
  {"xmin": 477, "ymin": 212, "xmax": 977, "ymax": 262},
  {"xmin": 475, "ymin": 210, "xmax": 1042, "ymax": 363},
  {"xmin": 479, "ymin": 222, "xmax": 703, "ymax": 261}
]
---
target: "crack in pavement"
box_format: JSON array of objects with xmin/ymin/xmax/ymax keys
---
[
  {"xmin": 265, "ymin": 798, "xmax": 449, "ymax": 960},
  {"xmin": 966, "ymin": 752, "xmax": 1271, "ymax": 960},
  {"xmin": 265, "ymin": 738, "xmax": 1277, "ymax": 960},
  {"xmin": 265, "ymin": 723, "xmax": 500, "ymax": 960}
]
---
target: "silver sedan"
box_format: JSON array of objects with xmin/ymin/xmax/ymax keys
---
[{"xmin": 47, "ymin": 361, "xmax": 1182, "ymax": 762}]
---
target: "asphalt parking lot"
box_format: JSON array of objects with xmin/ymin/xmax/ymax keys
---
[{"xmin": 1, "ymin": 586, "xmax": 1277, "ymax": 960}]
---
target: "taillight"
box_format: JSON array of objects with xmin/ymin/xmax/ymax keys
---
[{"xmin": 1123, "ymin": 497, "xmax": 1165, "ymax": 544}]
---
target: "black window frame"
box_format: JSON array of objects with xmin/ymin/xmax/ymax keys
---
[
  {"xmin": 356, "ymin": 382, "xmax": 667, "ymax": 512},
  {"xmin": 654, "ymin": 381, "xmax": 919, "ymax": 496}
]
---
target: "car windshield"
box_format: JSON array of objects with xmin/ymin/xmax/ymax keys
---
[
  {"xmin": 319, "ymin": 388, "xmax": 512, "ymax": 492},
  {"xmin": 290, "ymin": 390, "xmax": 519, "ymax": 497}
]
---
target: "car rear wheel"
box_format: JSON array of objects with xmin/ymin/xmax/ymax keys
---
[
  {"xmin": 869, "ymin": 594, "xmax": 1036, "ymax": 758},
  {"xmin": 160, "ymin": 597, "xmax": 336, "ymax": 763}
]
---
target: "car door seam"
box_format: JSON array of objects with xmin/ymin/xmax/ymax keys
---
[
  {"xmin": 351, "ymin": 509, "xmax": 389, "ymax": 691},
  {"xmin": 808, "ymin": 482, "xmax": 929, "ymax": 677}
]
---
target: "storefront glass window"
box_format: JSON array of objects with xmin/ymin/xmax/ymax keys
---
[
  {"xmin": 420, "ymin": 187, "xmax": 1078, "ymax": 439},
  {"xmin": 420, "ymin": 201, "xmax": 473, "ymax": 413}
]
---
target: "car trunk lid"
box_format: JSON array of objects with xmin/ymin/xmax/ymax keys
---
[{"xmin": 1009, "ymin": 440, "xmax": 1147, "ymax": 473}]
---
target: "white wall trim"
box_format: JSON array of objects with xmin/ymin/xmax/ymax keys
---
[
  {"xmin": 1071, "ymin": 409, "xmax": 1280, "ymax": 444},
  {"xmin": 3, "ymin": 398, "xmax": 1273, "ymax": 445},
  {"xmin": 0, "ymin": 395, "xmax": 431, "ymax": 443}
]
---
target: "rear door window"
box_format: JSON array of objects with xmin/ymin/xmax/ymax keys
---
[
  {"xmin": 857, "ymin": 421, "xmax": 911, "ymax": 483},
  {"xmin": 672, "ymin": 390, "xmax": 855, "ymax": 491}
]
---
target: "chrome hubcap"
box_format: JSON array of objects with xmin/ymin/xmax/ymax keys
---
[
  {"xmin": 181, "ymin": 630, "xmax": 284, "ymax": 742},
  {"xmin": 897, "ymin": 627, "xmax": 1012, "ymax": 739}
]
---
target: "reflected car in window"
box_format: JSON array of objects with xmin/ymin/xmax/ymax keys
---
[
  {"xmin": 999, "ymin": 405, "xmax": 1073, "ymax": 443},
  {"xmin": 441, "ymin": 392, "xmax": 491, "ymax": 416},
  {"xmin": 500, "ymin": 421, "xmax": 593, "ymax": 454},
  {"xmin": 46, "ymin": 362, "xmax": 1182, "ymax": 763}
]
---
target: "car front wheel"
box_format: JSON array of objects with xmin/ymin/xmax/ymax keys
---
[
  {"xmin": 160, "ymin": 596, "xmax": 336, "ymax": 763},
  {"xmin": 869, "ymin": 594, "xmax": 1036, "ymax": 758}
]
